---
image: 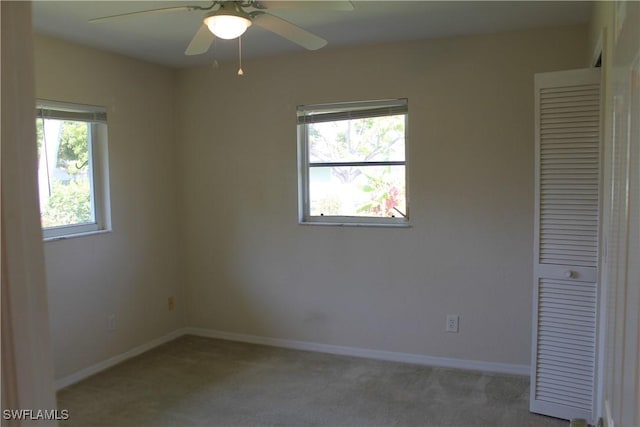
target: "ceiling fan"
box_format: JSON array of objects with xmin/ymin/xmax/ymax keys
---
[{"xmin": 90, "ymin": 1, "xmax": 353, "ymax": 56}]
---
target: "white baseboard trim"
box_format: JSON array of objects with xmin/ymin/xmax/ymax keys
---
[
  {"xmin": 185, "ymin": 328, "xmax": 530, "ymax": 376},
  {"xmin": 54, "ymin": 328, "xmax": 187, "ymax": 390},
  {"xmin": 55, "ymin": 327, "xmax": 529, "ymax": 390}
]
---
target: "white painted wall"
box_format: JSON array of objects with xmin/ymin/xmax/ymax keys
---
[
  {"xmin": 33, "ymin": 35, "xmax": 185, "ymax": 380},
  {"xmin": 177, "ymin": 26, "xmax": 587, "ymax": 366}
]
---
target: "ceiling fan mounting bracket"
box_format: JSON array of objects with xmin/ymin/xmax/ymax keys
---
[{"xmin": 210, "ymin": 1, "xmax": 256, "ymax": 10}]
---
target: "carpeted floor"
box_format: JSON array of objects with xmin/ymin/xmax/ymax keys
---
[{"xmin": 57, "ymin": 335, "xmax": 566, "ymax": 426}]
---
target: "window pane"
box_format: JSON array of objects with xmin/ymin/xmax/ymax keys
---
[
  {"xmin": 308, "ymin": 114, "xmax": 405, "ymax": 163},
  {"xmin": 309, "ymin": 165, "xmax": 406, "ymax": 218},
  {"xmin": 37, "ymin": 118, "xmax": 94, "ymax": 228}
]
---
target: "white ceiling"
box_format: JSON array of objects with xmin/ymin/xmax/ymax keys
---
[{"xmin": 32, "ymin": 1, "xmax": 592, "ymax": 68}]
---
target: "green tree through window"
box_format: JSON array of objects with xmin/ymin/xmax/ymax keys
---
[
  {"xmin": 36, "ymin": 100, "xmax": 110, "ymax": 238},
  {"xmin": 298, "ymin": 99, "xmax": 408, "ymax": 225},
  {"xmin": 37, "ymin": 119, "xmax": 92, "ymax": 228}
]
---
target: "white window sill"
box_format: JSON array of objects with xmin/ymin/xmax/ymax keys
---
[
  {"xmin": 43, "ymin": 228, "xmax": 112, "ymax": 242},
  {"xmin": 298, "ymin": 221, "xmax": 411, "ymax": 228}
]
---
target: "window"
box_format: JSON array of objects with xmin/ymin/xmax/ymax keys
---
[
  {"xmin": 36, "ymin": 100, "xmax": 110, "ymax": 239},
  {"xmin": 297, "ymin": 99, "xmax": 409, "ymax": 226}
]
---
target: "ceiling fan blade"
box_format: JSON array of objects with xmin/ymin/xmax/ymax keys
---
[
  {"xmin": 89, "ymin": 5, "xmax": 197, "ymax": 23},
  {"xmin": 185, "ymin": 24, "xmax": 215, "ymax": 56},
  {"xmin": 251, "ymin": 12, "xmax": 327, "ymax": 50},
  {"xmin": 253, "ymin": 1, "xmax": 353, "ymax": 11}
]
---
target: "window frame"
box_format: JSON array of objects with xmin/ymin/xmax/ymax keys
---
[
  {"xmin": 297, "ymin": 98, "xmax": 410, "ymax": 227},
  {"xmin": 36, "ymin": 99, "xmax": 111, "ymax": 240}
]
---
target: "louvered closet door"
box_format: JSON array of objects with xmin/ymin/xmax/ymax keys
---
[{"xmin": 531, "ymin": 68, "xmax": 601, "ymax": 422}]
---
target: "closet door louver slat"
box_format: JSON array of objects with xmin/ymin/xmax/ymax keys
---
[
  {"xmin": 535, "ymin": 279, "xmax": 597, "ymax": 412},
  {"xmin": 531, "ymin": 68, "xmax": 601, "ymax": 422}
]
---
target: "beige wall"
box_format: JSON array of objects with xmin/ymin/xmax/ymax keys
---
[
  {"xmin": 177, "ymin": 25, "xmax": 587, "ymax": 366},
  {"xmin": 34, "ymin": 24, "xmax": 589, "ymax": 380},
  {"xmin": 34, "ymin": 35, "xmax": 185, "ymax": 379},
  {"xmin": 587, "ymin": 2, "xmax": 613, "ymax": 66}
]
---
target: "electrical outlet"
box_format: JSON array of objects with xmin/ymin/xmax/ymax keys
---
[
  {"xmin": 107, "ymin": 314, "xmax": 116, "ymax": 331},
  {"xmin": 168, "ymin": 297, "xmax": 175, "ymax": 311},
  {"xmin": 446, "ymin": 314, "xmax": 459, "ymax": 333}
]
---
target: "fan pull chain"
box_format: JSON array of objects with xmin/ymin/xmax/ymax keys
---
[
  {"xmin": 212, "ymin": 39, "xmax": 219, "ymax": 69},
  {"xmin": 237, "ymin": 36, "xmax": 244, "ymax": 76}
]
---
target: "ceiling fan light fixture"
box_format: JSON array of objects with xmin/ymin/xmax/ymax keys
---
[{"xmin": 204, "ymin": 9, "xmax": 252, "ymax": 40}]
